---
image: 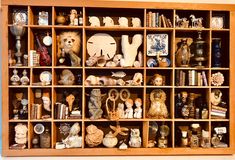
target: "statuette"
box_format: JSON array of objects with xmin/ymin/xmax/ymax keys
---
[
  {"xmin": 20, "ymin": 69, "xmax": 29, "ymax": 85},
  {"xmin": 69, "ymin": 9, "xmax": 78, "ymax": 26},
  {"xmin": 89, "ymin": 16, "xmax": 100, "ymax": 27},
  {"xmin": 103, "ymin": 16, "xmax": 114, "ymax": 26},
  {"xmin": 11, "ymin": 69, "xmax": 20, "ymax": 85},
  {"xmin": 62, "ymin": 123, "xmax": 82, "ymax": 148},
  {"xmin": 129, "ymin": 128, "xmax": 141, "ymax": 148},
  {"xmin": 131, "ymin": 17, "xmax": 141, "ymax": 27}
]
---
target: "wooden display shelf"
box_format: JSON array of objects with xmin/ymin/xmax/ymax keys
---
[{"xmin": 1, "ymin": 0, "xmax": 235, "ymax": 157}]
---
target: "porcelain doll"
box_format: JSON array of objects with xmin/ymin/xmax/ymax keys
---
[
  {"xmin": 124, "ymin": 99, "xmax": 134, "ymax": 119},
  {"xmin": 134, "ymin": 98, "xmax": 142, "ymax": 119},
  {"xmin": 117, "ymin": 103, "xmax": 125, "ymax": 119}
]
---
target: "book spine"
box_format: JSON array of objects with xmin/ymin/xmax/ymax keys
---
[
  {"xmin": 191, "ymin": 70, "xmax": 196, "ymax": 86},
  {"xmin": 161, "ymin": 14, "xmax": 166, "ymax": 28},
  {"xmin": 180, "ymin": 70, "xmax": 183, "ymax": 86},
  {"xmin": 168, "ymin": 18, "xmax": 173, "ymax": 27},
  {"xmin": 149, "ymin": 11, "xmax": 152, "ymax": 27},
  {"xmin": 159, "ymin": 14, "xmax": 161, "ymax": 27},
  {"xmin": 176, "ymin": 70, "xmax": 180, "ymax": 86},
  {"xmin": 182, "ymin": 71, "xmax": 186, "ymax": 86},
  {"xmin": 146, "ymin": 12, "xmax": 149, "ymax": 27},
  {"xmin": 188, "ymin": 70, "xmax": 192, "ymax": 86},
  {"xmin": 152, "ymin": 12, "xmax": 156, "ymax": 27},
  {"xmin": 211, "ymin": 105, "xmax": 228, "ymax": 112},
  {"xmin": 202, "ymin": 71, "xmax": 208, "ymax": 86},
  {"xmin": 156, "ymin": 12, "xmax": 159, "ymax": 27}
]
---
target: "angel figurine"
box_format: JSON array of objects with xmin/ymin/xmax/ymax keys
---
[{"xmin": 147, "ymin": 89, "xmax": 168, "ymax": 119}]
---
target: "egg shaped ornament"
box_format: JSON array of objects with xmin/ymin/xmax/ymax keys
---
[{"xmin": 87, "ymin": 33, "xmax": 117, "ymax": 60}]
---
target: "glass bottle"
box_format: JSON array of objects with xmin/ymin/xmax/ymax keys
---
[
  {"xmin": 201, "ymin": 130, "xmax": 210, "ymax": 148},
  {"xmin": 175, "ymin": 93, "xmax": 183, "ymax": 118},
  {"xmin": 181, "ymin": 131, "xmax": 188, "ymax": 147},
  {"xmin": 176, "ymin": 38, "xmax": 191, "ymax": 67},
  {"xmin": 212, "ymin": 38, "xmax": 222, "ymax": 67},
  {"xmin": 211, "ymin": 133, "xmax": 220, "ymax": 147},
  {"xmin": 190, "ymin": 130, "xmax": 199, "ymax": 148},
  {"xmin": 40, "ymin": 127, "xmax": 51, "ymax": 148},
  {"xmin": 188, "ymin": 93, "xmax": 196, "ymax": 119},
  {"xmin": 78, "ymin": 11, "xmax": 83, "ymax": 26},
  {"xmin": 158, "ymin": 135, "xmax": 168, "ymax": 148}
]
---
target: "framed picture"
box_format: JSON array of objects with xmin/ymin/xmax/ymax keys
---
[
  {"xmin": 211, "ymin": 16, "xmax": 224, "ymax": 29},
  {"xmin": 147, "ymin": 34, "xmax": 168, "ymax": 56}
]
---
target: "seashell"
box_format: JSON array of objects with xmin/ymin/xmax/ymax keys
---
[
  {"xmin": 86, "ymin": 56, "xmax": 98, "ymax": 67},
  {"xmin": 111, "ymin": 71, "xmax": 126, "ymax": 78},
  {"xmin": 85, "ymin": 75, "xmax": 99, "ymax": 86},
  {"xmin": 107, "ymin": 78, "xmax": 117, "ymax": 86},
  {"xmin": 96, "ymin": 56, "xmax": 106, "ymax": 67},
  {"xmin": 99, "ymin": 76, "xmax": 109, "ymax": 86},
  {"xmin": 113, "ymin": 54, "xmax": 123, "ymax": 63},
  {"xmin": 133, "ymin": 61, "xmax": 141, "ymax": 67},
  {"xmin": 132, "ymin": 72, "xmax": 143, "ymax": 86},
  {"xmin": 116, "ymin": 79, "xmax": 126, "ymax": 86},
  {"xmin": 106, "ymin": 61, "xmax": 116, "ymax": 67},
  {"xmin": 58, "ymin": 69, "xmax": 75, "ymax": 85},
  {"xmin": 147, "ymin": 58, "xmax": 157, "ymax": 67}
]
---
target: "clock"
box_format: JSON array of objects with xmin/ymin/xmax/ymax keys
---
[
  {"xmin": 12, "ymin": 10, "xmax": 27, "ymax": 25},
  {"xmin": 87, "ymin": 33, "xmax": 117, "ymax": 60}
]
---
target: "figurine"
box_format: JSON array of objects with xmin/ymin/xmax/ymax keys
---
[
  {"xmin": 58, "ymin": 69, "xmax": 75, "ymax": 85},
  {"xmin": 190, "ymin": 15, "xmax": 203, "ymax": 28},
  {"xmin": 62, "ymin": 123, "xmax": 82, "ymax": 148},
  {"xmin": 66, "ymin": 93, "xmax": 75, "ymax": 112},
  {"xmin": 103, "ymin": 16, "xmax": 114, "ymax": 27},
  {"xmin": 38, "ymin": 11, "xmax": 48, "ymax": 25},
  {"xmin": 129, "ymin": 128, "xmax": 141, "ymax": 148},
  {"xmin": 88, "ymin": 89, "xmax": 105, "ymax": 120},
  {"xmin": 10, "ymin": 123, "xmax": 28, "ymax": 149},
  {"xmin": 117, "ymin": 103, "xmax": 125, "ymax": 119},
  {"xmin": 103, "ymin": 122, "xmax": 128, "ymax": 148},
  {"xmin": 59, "ymin": 31, "xmax": 81, "ymax": 66},
  {"xmin": 157, "ymin": 53, "xmax": 171, "ymax": 67},
  {"xmin": 175, "ymin": 15, "xmax": 189, "ymax": 28},
  {"xmin": 124, "ymin": 99, "xmax": 134, "ymax": 119},
  {"xmin": 126, "ymin": 72, "xmax": 143, "ymax": 86},
  {"xmin": 134, "ymin": 98, "xmax": 142, "ymax": 119},
  {"xmin": 147, "ymin": 89, "xmax": 168, "ymax": 119},
  {"xmin": 118, "ymin": 17, "xmax": 128, "ymax": 27},
  {"xmin": 131, "ymin": 17, "xmax": 141, "ymax": 27},
  {"xmin": 19, "ymin": 99, "xmax": 28, "ymax": 119},
  {"xmin": 12, "ymin": 92, "xmax": 23, "ymax": 119},
  {"xmin": 10, "ymin": 69, "xmax": 20, "ymax": 85},
  {"xmin": 42, "ymin": 91, "xmax": 51, "ymax": 112},
  {"xmin": 85, "ymin": 124, "xmax": 104, "ymax": 147},
  {"xmin": 211, "ymin": 89, "xmax": 222, "ymax": 106},
  {"xmin": 106, "ymin": 89, "xmax": 119, "ymax": 120},
  {"xmin": 175, "ymin": 38, "xmax": 191, "ymax": 67},
  {"xmin": 69, "ymin": 9, "xmax": 78, "ymax": 26},
  {"xmin": 120, "ymin": 34, "xmax": 143, "ymax": 67},
  {"xmin": 111, "ymin": 71, "xmax": 126, "ymax": 78},
  {"xmin": 89, "ymin": 16, "xmax": 100, "ymax": 27},
  {"xmin": 56, "ymin": 12, "xmax": 67, "ymax": 25},
  {"xmin": 150, "ymin": 74, "xmax": 164, "ymax": 86},
  {"xmin": 20, "ymin": 69, "xmax": 29, "ymax": 85},
  {"xmin": 211, "ymin": 72, "xmax": 224, "ymax": 86},
  {"xmin": 158, "ymin": 124, "xmax": 170, "ymax": 148}
]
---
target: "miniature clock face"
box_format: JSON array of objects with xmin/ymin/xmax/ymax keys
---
[
  {"xmin": 13, "ymin": 11, "xmax": 27, "ymax": 25},
  {"xmin": 87, "ymin": 33, "xmax": 117, "ymax": 60},
  {"xmin": 34, "ymin": 123, "xmax": 45, "ymax": 134},
  {"xmin": 40, "ymin": 71, "xmax": 52, "ymax": 83}
]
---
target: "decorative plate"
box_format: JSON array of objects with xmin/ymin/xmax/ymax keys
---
[{"xmin": 211, "ymin": 72, "xmax": 224, "ymax": 86}]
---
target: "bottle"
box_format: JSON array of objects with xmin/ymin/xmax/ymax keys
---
[
  {"xmin": 212, "ymin": 38, "xmax": 222, "ymax": 67},
  {"xmin": 181, "ymin": 105, "xmax": 189, "ymax": 119},
  {"xmin": 175, "ymin": 93, "xmax": 183, "ymax": 118},
  {"xmin": 78, "ymin": 11, "xmax": 83, "ymax": 26},
  {"xmin": 195, "ymin": 108, "xmax": 200, "ymax": 119},
  {"xmin": 40, "ymin": 127, "xmax": 51, "ymax": 148},
  {"xmin": 158, "ymin": 135, "xmax": 168, "ymax": 148},
  {"xmin": 211, "ymin": 133, "xmax": 220, "ymax": 147},
  {"xmin": 201, "ymin": 108, "xmax": 208, "ymax": 119},
  {"xmin": 190, "ymin": 130, "xmax": 199, "ymax": 148},
  {"xmin": 181, "ymin": 131, "xmax": 188, "ymax": 147},
  {"xmin": 201, "ymin": 130, "xmax": 210, "ymax": 148},
  {"xmin": 188, "ymin": 93, "xmax": 196, "ymax": 118}
]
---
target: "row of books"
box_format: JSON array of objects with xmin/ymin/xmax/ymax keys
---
[
  {"xmin": 176, "ymin": 70, "xmax": 208, "ymax": 86},
  {"xmin": 56, "ymin": 103, "xmax": 82, "ymax": 119},
  {"xmin": 31, "ymin": 104, "xmax": 42, "ymax": 119},
  {"xmin": 146, "ymin": 12, "xmax": 173, "ymax": 28},
  {"xmin": 211, "ymin": 105, "xmax": 227, "ymax": 119}
]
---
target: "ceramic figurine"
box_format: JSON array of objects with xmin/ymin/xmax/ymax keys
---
[
  {"xmin": 175, "ymin": 15, "xmax": 188, "ymax": 28},
  {"xmin": 175, "ymin": 38, "xmax": 191, "ymax": 67},
  {"xmin": 89, "ymin": 16, "xmax": 100, "ymax": 27},
  {"xmin": 19, "ymin": 99, "xmax": 28, "ymax": 119},
  {"xmin": 134, "ymin": 98, "xmax": 142, "ymax": 119},
  {"xmin": 106, "ymin": 89, "xmax": 119, "ymax": 120},
  {"xmin": 190, "ymin": 15, "xmax": 203, "ymax": 28},
  {"xmin": 11, "ymin": 69, "xmax": 20, "ymax": 85},
  {"xmin": 124, "ymin": 99, "xmax": 134, "ymax": 119},
  {"xmin": 150, "ymin": 74, "xmax": 164, "ymax": 86},
  {"xmin": 88, "ymin": 89, "xmax": 105, "ymax": 120},
  {"xmin": 38, "ymin": 11, "xmax": 48, "ymax": 25},
  {"xmin": 131, "ymin": 17, "xmax": 141, "ymax": 27},
  {"xmin": 103, "ymin": 122, "xmax": 129, "ymax": 148},
  {"xmin": 69, "ymin": 9, "xmax": 78, "ymax": 26},
  {"xmin": 120, "ymin": 34, "xmax": 143, "ymax": 67},
  {"xmin": 85, "ymin": 124, "xmax": 104, "ymax": 147},
  {"xmin": 62, "ymin": 123, "xmax": 82, "ymax": 148},
  {"xmin": 42, "ymin": 91, "xmax": 51, "ymax": 112},
  {"xmin": 126, "ymin": 72, "xmax": 143, "ymax": 86},
  {"xmin": 20, "ymin": 69, "xmax": 29, "ymax": 85},
  {"xmin": 10, "ymin": 123, "xmax": 28, "ymax": 149},
  {"xmin": 113, "ymin": 54, "xmax": 122, "ymax": 66},
  {"xmin": 147, "ymin": 89, "xmax": 168, "ymax": 119},
  {"xmin": 129, "ymin": 128, "xmax": 141, "ymax": 148},
  {"xmin": 103, "ymin": 16, "xmax": 114, "ymax": 26},
  {"xmin": 211, "ymin": 72, "xmax": 224, "ymax": 86},
  {"xmin": 117, "ymin": 103, "xmax": 125, "ymax": 119},
  {"xmin": 58, "ymin": 69, "xmax": 75, "ymax": 85},
  {"xmin": 211, "ymin": 89, "xmax": 222, "ymax": 106},
  {"xmin": 111, "ymin": 71, "xmax": 126, "ymax": 78},
  {"xmin": 118, "ymin": 17, "xmax": 128, "ymax": 27}
]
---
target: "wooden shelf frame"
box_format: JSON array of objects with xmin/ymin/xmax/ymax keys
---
[{"xmin": 1, "ymin": 0, "xmax": 235, "ymax": 156}]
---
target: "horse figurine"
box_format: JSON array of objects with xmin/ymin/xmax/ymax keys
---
[
  {"xmin": 190, "ymin": 15, "xmax": 203, "ymax": 28},
  {"xmin": 175, "ymin": 15, "xmax": 188, "ymax": 28}
]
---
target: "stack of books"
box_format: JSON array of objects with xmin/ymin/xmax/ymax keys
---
[
  {"xmin": 146, "ymin": 11, "xmax": 173, "ymax": 28},
  {"xmin": 175, "ymin": 70, "xmax": 208, "ymax": 86},
  {"xmin": 31, "ymin": 104, "xmax": 42, "ymax": 119},
  {"xmin": 211, "ymin": 105, "xmax": 227, "ymax": 119},
  {"xmin": 56, "ymin": 103, "xmax": 69, "ymax": 119}
]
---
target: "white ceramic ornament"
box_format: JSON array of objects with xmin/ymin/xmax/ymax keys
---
[
  {"xmin": 43, "ymin": 33, "xmax": 52, "ymax": 46},
  {"xmin": 118, "ymin": 17, "xmax": 128, "ymax": 27},
  {"xmin": 87, "ymin": 33, "xmax": 117, "ymax": 60},
  {"xmin": 89, "ymin": 16, "xmax": 100, "ymax": 27},
  {"xmin": 103, "ymin": 16, "xmax": 114, "ymax": 27},
  {"xmin": 131, "ymin": 17, "xmax": 141, "ymax": 27}
]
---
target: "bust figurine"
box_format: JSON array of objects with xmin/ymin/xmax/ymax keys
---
[
  {"xmin": 20, "ymin": 69, "xmax": 29, "ymax": 85},
  {"xmin": 117, "ymin": 103, "xmax": 125, "ymax": 119},
  {"xmin": 124, "ymin": 99, "xmax": 134, "ymax": 119},
  {"xmin": 15, "ymin": 123, "xmax": 28, "ymax": 145},
  {"xmin": 11, "ymin": 69, "xmax": 20, "ymax": 85},
  {"xmin": 211, "ymin": 89, "xmax": 222, "ymax": 106},
  {"xmin": 151, "ymin": 74, "xmax": 164, "ymax": 86},
  {"xmin": 134, "ymin": 98, "xmax": 142, "ymax": 119}
]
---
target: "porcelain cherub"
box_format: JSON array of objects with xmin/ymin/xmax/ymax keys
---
[
  {"xmin": 134, "ymin": 98, "xmax": 142, "ymax": 119},
  {"xmin": 124, "ymin": 99, "xmax": 134, "ymax": 119}
]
